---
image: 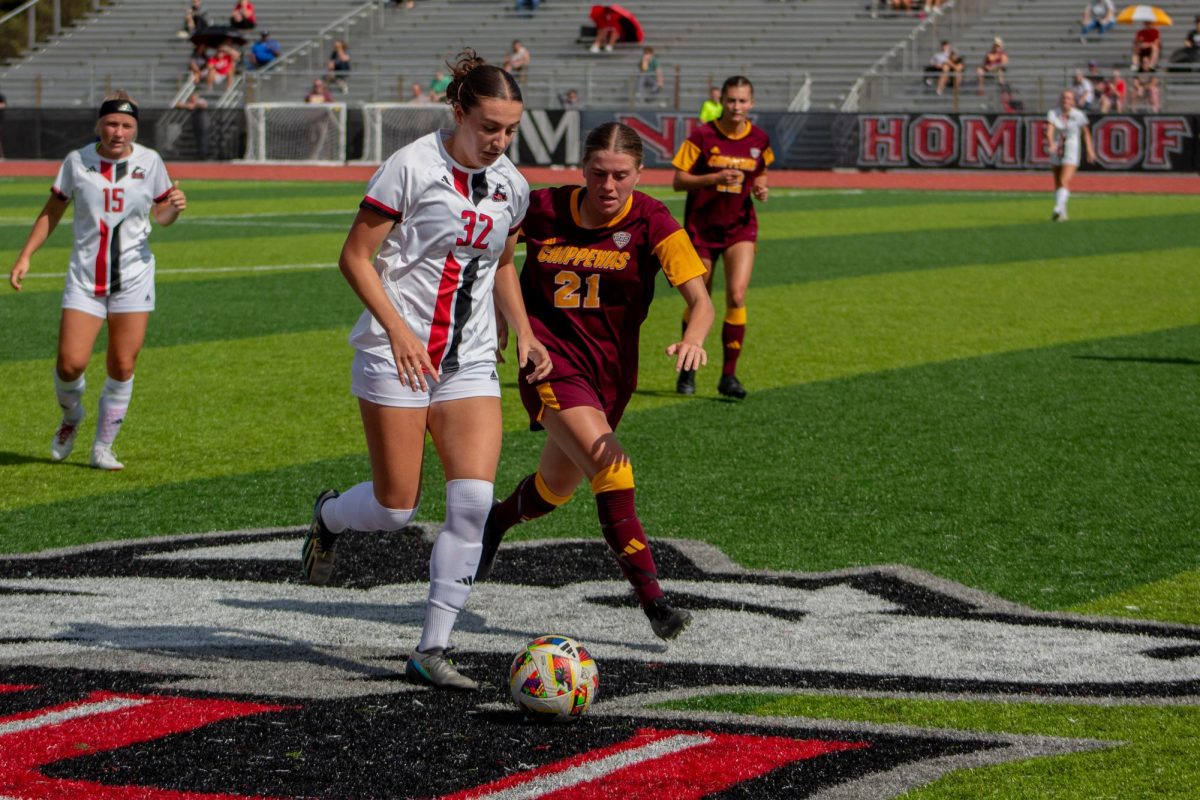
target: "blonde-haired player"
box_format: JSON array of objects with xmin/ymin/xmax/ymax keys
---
[
  {"xmin": 9, "ymin": 91, "xmax": 186, "ymax": 470},
  {"xmin": 1047, "ymin": 89, "xmax": 1095, "ymax": 221}
]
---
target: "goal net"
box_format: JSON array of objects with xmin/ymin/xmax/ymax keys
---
[
  {"xmin": 360, "ymin": 104, "xmax": 454, "ymax": 163},
  {"xmin": 244, "ymin": 103, "xmax": 348, "ymax": 163}
]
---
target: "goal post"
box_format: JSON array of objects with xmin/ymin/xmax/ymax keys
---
[
  {"xmin": 244, "ymin": 103, "xmax": 348, "ymax": 164},
  {"xmin": 360, "ymin": 104, "xmax": 454, "ymax": 163}
]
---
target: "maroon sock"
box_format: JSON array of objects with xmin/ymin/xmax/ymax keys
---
[
  {"xmin": 595, "ymin": 488, "xmax": 663, "ymax": 608},
  {"xmin": 722, "ymin": 321, "xmax": 745, "ymax": 377},
  {"xmin": 490, "ymin": 473, "xmax": 559, "ymax": 535}
]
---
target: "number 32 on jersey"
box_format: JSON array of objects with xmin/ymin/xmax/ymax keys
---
[{"xmin": 554, "ymin": 270, "xmax": 601, "ymax": 309}]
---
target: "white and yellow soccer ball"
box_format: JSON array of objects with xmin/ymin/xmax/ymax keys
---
[{"xmin": 508, "ymin": 635, "xmax": 600, "ymax": 721}]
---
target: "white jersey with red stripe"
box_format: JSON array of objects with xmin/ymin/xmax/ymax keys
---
[
  {"xmin": 52, "ymin": 143, "xmax": 173, "ymax": 297},
  {"xmin": 349, "ymin": 129, "xmax": 529, "ymax": 373}
]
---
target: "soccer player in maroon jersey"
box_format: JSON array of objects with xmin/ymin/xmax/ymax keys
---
[
  {"xmin": 9, "ymin": 91, "xmax": 186, "ymax": 471},
  {"xmin": 671, "ymin": 75, "xmax": 773, "ymax": 399},
  {"xmin": 476, "ymin": 122, "xmax": 715, "ymax": 640}
]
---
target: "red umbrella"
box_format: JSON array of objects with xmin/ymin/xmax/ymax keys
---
[{"xmin": 589, "ymin": 4, "xmax": 645, "ymax": 44}]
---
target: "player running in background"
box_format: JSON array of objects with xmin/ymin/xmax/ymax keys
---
[
  {"xmin": 8, "ymin": 92, "xmax": 186, "ymax": 471},
  {"xmin": 671, "ymin": 75, "xmax": 772, "ymax": 399},
  {"xmin": 475, "ymin": 122, "xmax": 714, "ymax": 641},
  {"xmin": 1046, "ymin": 88, "xmax": 1094, "ymax": 222},
  {"xmin": 301, "ymin": 51, "xmax": 551, "ymax": 690}
]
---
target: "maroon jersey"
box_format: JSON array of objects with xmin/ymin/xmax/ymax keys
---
[
  {"xmin": 672, "ymin": 121, "xmax": 774, "ymax": 253},
  {"xmin": 519, "ymin": 186, "xmax": 705, "ymax": 407}
]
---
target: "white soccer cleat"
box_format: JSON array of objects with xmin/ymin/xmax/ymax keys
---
[
  {"xmin": 50, "ymin": 418, "xmax": 81, "ymax": 462},
  {"xmin": 89, "ymin": 444, "xmax": 124, "ymax": 471}
]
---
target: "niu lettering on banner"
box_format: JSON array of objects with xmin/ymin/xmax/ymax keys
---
[{"xmin": 856, "ymin": 113, "xmax": 1197, "ymax": 172}]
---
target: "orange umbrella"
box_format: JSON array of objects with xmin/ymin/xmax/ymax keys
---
[{"xmin": 1116, "ymin": 5, "xmax": 1173, "ymax": 25}]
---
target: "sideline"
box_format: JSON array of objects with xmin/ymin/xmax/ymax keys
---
[{"xmin": 2, "ymin": 161, "xmax": 1198, "ymax": 194}]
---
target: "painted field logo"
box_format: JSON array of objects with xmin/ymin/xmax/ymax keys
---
[{"xmin": 1, "ymin": 529, "xmax": 1197, "ymax": 798}]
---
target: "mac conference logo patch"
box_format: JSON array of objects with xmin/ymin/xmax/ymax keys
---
[{"xmin": 1, "ymin": 528, "xmax": 1197, "ymax": 798}]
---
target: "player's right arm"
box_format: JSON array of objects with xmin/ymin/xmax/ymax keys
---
[
  {"xmin": 9, "ymin": 193, "xmax": 69, "ymax": 291},
  {"xmin": 338, "ymin": 206, "xmax": 438, "ymax": 390}
]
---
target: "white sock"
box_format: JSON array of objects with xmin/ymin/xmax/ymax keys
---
[
  {"xmin": 54, "ymin": 370, "xmax": 86, "ymax": 424},
  {"xmin": 95, "ymin": 376, "xmax": 133, "ymax": 446},
  {"xmin": 418, "ymin": 478, "xmax": 493, "ymax": 653},
  {"xmin": 321, "ymin": 480, "xmax": 416, "ymax": 533},
  {"xmin": 1054, "ymin": 188, "xmax": 1069, "ymax": 213}
]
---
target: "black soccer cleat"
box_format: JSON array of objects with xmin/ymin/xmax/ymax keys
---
[
  {"xmin": 717, "ymin": 374, "xmax": 747, "ymax": 399},
  {"xmin": 473, "ymin": 501, "xmax": 504, "ymax": 582},
  {"xmin": 301, "ymin": 489, "xmax": 340, "ymax": 585},
  {"xmin": 675, "ymin": 368, "xmax": 696, "ymax": 395},
  {"xmin": 645, "ymin": 597, "xmax": 693, "ymax": 641}
]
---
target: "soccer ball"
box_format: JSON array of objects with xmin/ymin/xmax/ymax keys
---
[{"xmin": 508, "ymin": 635, "xmax": 599, "ymax": 721}]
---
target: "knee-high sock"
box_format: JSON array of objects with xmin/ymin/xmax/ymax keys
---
[
  {"xmin": 95, "ymin": 376, "xmax": 133, "ymax": 446},
  {"xmin": 320, "ymin": 480, "xmax": 416, "ymax": 534},
  {"xmin": 490, "ymin": 471, "xmax": 572, "ymax": 536},
  {"xmin": 54, "ymin": 370, "xmax": 86, "ymax": 425},
  {"xmin": 721, "ymin": 306, "xmax": 746, "ymax": 377},
  {"xmin": 592, "ymin": 464, "xmax": 663, "ymax": 609},
  {"xmin": 419, "ymin": 478, "xmax": 493, "ymax": 652},
  {"xmin": 1054, "ymin": 187, "xmax": 1070, "ymax": 214}
]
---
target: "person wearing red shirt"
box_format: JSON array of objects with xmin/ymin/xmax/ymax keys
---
[{"xmin": 1132, "ymin": 21, "xmax": 1161, "ymax": 70}]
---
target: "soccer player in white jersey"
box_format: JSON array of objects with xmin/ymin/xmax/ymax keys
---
[
  {"xmin": 8, "ymin": 91, "xmax": 186, "ymax": 470},
  {"xmin": 1046, "ymin": 89, "xmax": 1095, "ymax": 222},
  {"xmin": 301, "ymin": 50, "xmax": 551, "ymax": 690}
]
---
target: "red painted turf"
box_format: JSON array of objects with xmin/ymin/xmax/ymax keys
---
[{"xmin": 2, "ymin": 160, "xmax": 1197, "ymax": 193}]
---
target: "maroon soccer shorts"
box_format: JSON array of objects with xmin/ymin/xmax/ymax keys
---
[{"xmin": 518, "ymin": 372, "xmax": 632, "ymax": 432}]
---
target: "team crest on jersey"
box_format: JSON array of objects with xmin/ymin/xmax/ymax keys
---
[
  {"xmin": 132, "ymin": 166, "xmax": 147, "ymax": 179},
  {"xmin": 492, "ymin": 186, "xmax": 507, "ymax": 202},
  {"xmin": 612, "ymin": 231, "xmax": 632, "ymax": 249},
  {"xmin": 750, "ymin": 148, "xmax": 762, "ymax": 158},
  {"xmin": 1, "ymin": 530, "xmax": 1196, "ymax": 798}
]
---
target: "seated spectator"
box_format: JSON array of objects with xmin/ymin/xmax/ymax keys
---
[
  {"xmin": 999, "ymin": 84, "xmax": 1024, "ymax": 112},
  {"xmin": 1131, "ymin": 21, "xmax": 1161, "ymax": 71},
  {"xmin": 889, "ymin": 0, "xmax": 914, "ymax": 13},
  {"xmin": 925, "ymin": 40, "xmax": 963, "ymax": 94},
  {"xmin": 188, "ymin": 43, "xmax": 210, "ymax": 85},
  {"xmin": 205, "ymin": 43, "xmax": 239, "ymax": 90},
  {"xmin": 248, "ymin": 30, "xmax": 280, "ymax": 69},
  {"xmin": 230, "ymin": 0, "xmax": 256, "ymax": 30},
  {"xmin": 406, "ymin": 82, "xmax": 430, "ymax": 104},
  {"xmin": 327, "ymin": 39, "xmax": 351, "ymax": 93},
  {"xmin": 514, "ymin": 0, "xmax": 539, "ymax": 15},
  {"xmin": 1132, "ymin": 67, "xmax": 1160, "ymax": 112},
  {"xmin": 559, "ymin": 88, "xmax": 582, "ymax": 110},
  {"xmin": 923, "ymin": 0, "xmax": 946, "ymax": 15},
  {"xmin": 1166, "ymin": 17, "xmax": 1200, "ymax": 70},
  {"xmin": 937, "ymin": 50, "xmax": 965, "ymax": 95},
  {"xmin": 1104, "ymin": 68, "xmax": 1127, "ymax": 111},
  {"xmin": 698, "ymin": 85, "xmax": 721, "ymax": 122},
  {"xmin": 1088, "ymin": 62, "xmax": 1110, "ymax": 108},
  {"xmin": 428, "ymin": 69, "xmax": 450, "ymax": 101},
  {"xmin": 976, "ymin": 37, "xmax": 1008, "ymax": 94},
  {"xmin": 305, "ymin": 78, "xmax": 333, "ymax": 104},
  {"xmin": 925, "ymin": 40, "xmax": 953, "ymax": 81},
  {"xmin": 1079, "ymin": 0, "xmax": 1116, "ymax": 43},
  {"xmin": 1071, "ymin": 69, "xmax": 1095, "ymax": 110},
  {"xmin": 636, "ymin": 46, "xmax": 663, "ymax": 101},
  {"xmin": 502, "ymin": 39, "xmax": 530, "ymax": 79},
  {"xmin": 180, "ymin": 0, "xmax": 208, "ymax": 38},
  {"xmin": 589, "ymin": 7, "xmax": 621, "ymax": 53}
]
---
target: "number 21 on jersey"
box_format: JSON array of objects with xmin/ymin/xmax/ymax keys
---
[{"xmin": 554, "ymin": 270, "xmax": 600, "ymax": 309}]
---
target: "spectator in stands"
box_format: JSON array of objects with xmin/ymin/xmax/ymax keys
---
[
  {"xmin": 1105, "ymin": 68, "xmax": 1127, "ymax": 111},
  {"xmin": 976, "ymin": 37, "xmax": 1008, "ymax": 94},
  {"xmin": 888, "ymin": 0, "xmax": 914, "ymax": 13},
  {"xmin": 514, "ymin": 0, "xmax": 539, "ymax": 15},
  {"xmin": 636, "ymin": 46, "xmax": 663, "ymax": 102},
  {"xmin": 926, "ymin": 40, "xmax": 964, "ymax": 95},
  {"xmin": 1071, "ymin": 69, "xmax": 1095, "ymax": 110},
  {"xmin": 406, "ymin": 82, "xmax": 431, "ymax": 104},
  {"xmin": 559, "ymin": 88, "xmax": 582, "ymax": 109},
  {"xmin": 590, "ymin": 7, "xmax": 622, "ymax": 53},
  {"xmin": 230, "ymin": 0, "xmax": 256, "ymax": 31},
  {"xmin": 205, "ymin": 43, "xmax": 239, "ymax": 91},
  {"xmin": 1132, "ymin": 65, "xmax": 1161, "ymax": 112},
  {"xmin": 937, "ymin": 50, "xmax": 965, "ymax": 95},
  {"xmin": 188, "ymin": 44, "xmax": 210, "ymax": 85},
  {"xmin": 503, "ymin": 40, "xmax": 531, "ymax": 80},
  {"xmin": 305, "ymin": 78, "xmax": 333, "ymax": 104},
  {"xmin": 1166, "ymin": 16, "xmax": 1200, "ymax": 69},
  {"xmin": 327, "ymin": 39, "xmax": 352, "ymax": 93},
  {"xmin": 923, "ymin": 0, "xmax": 945, "ymax": 16},
  {"xmin": 1079, "ymin": 0, "xmax": 1116, "ymax": 43},
  {"xmin": 248, "ymin": 30, "xmax": 280, "ymax": 69},
  {"xmin": 926, "ymin": 40, "xmax": 953, "ymax": 81},
  {"xmin": 1188, "ymin": 16, "xmax": 1200, "ymax": 49},
  {"xmin": 180, "ymin": 0, "xmax": 208, "ymax": 39},
  {"xmin": 429, "ymin": 69, "xmax": 451, "ymax": 101},
  {"xmin": 1131, "ymin": 21, "xmax": 1161, "ymax": 71},
  {"xmin": 699, "ymin": 86, "xmax": 721, "ymax": 122},
  {"xmin": 1087, "ymin": 61, "xmax": 1110, "ymax": 108}
]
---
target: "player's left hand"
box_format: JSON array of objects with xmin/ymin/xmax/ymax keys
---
[
  {"xmin": 495, "ymin": 314, "xmax": 510, "ymax": 363},
  {"xmin": 518, "ymin": 334, "xmax": 553, "ymax": 383},
  {"xmin": 752, "ymin": 182, "xmax": 769, "ymax": 202},
  {"xmin": 666, "ymin": 340, "xmax": 707, "ymax": 373},
  {"xmin": 165, "ymin": 181, "xmax": 187, "ymax": 211}
]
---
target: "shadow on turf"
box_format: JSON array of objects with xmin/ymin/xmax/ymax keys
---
[
  {"xmin": 1072, "ymin": 355, "xmax": 1200, "ymax": 366},
  {"xmin": 0, "ymin": 451, "xmax": 91, "ymax": 468}
]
